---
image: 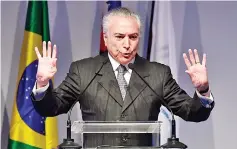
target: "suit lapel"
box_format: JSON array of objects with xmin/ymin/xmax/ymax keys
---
[
  {"xmin": 97, "ymin": 55, "xmax": 124, "ymax": 107},
  {"xmin": 121, "ymin": 55, "xmax": 150, "ymax": 113}
]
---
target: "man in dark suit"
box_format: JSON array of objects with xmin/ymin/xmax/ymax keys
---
[{"xmin": 31, "ymin": 7, "xmax": 214, "ymax": 147}]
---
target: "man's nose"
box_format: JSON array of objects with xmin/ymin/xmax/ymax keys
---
[{"xmin": 123, "ymin": 37, "xmax": 130, "ymax": 49}]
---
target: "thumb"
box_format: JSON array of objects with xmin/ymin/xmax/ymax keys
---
[
  {"xmin": 52, "ymin": 58, "xmax": 57, "ymax": 66},
  {"xmin": 185, "ymin": 70, "xmax": 193, "ymax": 77},
  {"xmin": 185, "ymin": 70, "xmax": 190, "ymax": 74}
]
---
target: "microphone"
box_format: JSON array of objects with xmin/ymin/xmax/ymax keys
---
[
  {"xmin": 58, "ymin": 58, "xmax": 109, "ymax": 149},
  {"xmin": 128, "ymin": 63, "xmax": 187, "ymax": 149}
]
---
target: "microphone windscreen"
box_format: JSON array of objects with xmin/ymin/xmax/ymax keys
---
[{"xmin": 128, "ymin": 63, "xmax": 134, "ymax": 69}]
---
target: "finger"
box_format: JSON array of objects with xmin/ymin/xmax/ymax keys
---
[
  {"xmin": 52, "ymin": 44, "xmax": 57, "ymax": 58},
  {"xmin": 47, "ymin": 41, "xmax": 52, "ymax": 57},
  {"xmin": 188, "ymin": 49, "xmax": 196, "ymax": 65},
  {"xmin": 43, "ymin": 41, "xmax": 47, "ymax": 57},
  {"xmin": 183, "ymin": 53, "xmax": 191, "ymax": 69},
  {"xmin": 202, "ymin": 53, "xmax": 207, "ymax": 66},
  {"xmin": 34, "ymin": 47, "xmax": 42, "ymax": 59},
  {"xmin": 194, "ymin": 49, "xmax": 200, "ymax": 64}
]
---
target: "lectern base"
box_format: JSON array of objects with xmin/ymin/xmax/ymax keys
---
[
  {"xmin": 58, "ymin": 138, "xmax": 82, "ymax": 149},
  {"xmin": 95, "ymin": 145, "xmax": 161, "ymax": 149},
  {"xmin": 160, "ymin": 138, "xmax": 187, "ymax": 149}
]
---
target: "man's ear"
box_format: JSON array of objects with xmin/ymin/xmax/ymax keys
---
[{"xmin": 103, "ymin": 33, "xmax": 107, "ymax": 46}]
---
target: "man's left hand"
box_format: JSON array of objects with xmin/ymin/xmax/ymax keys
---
[{"xmin": 183, "ymin": 49, "xmax": 209, "ymax": 92}]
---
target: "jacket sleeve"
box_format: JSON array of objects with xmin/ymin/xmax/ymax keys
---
[{"xmin": 162, "ymin": 65, "xmax": 214, "ymax": 122}]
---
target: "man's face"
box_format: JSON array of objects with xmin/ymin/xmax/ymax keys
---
[{"xmin": 104, "ymin": 16, "xmax": 140, "ymax": 65}]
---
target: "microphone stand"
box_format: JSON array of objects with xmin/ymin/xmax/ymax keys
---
[
  {"xmin": 160, "ymin": 115, "xmax": 187, "ymax": 149},
  {"xmin": 128, "ymin": 63, "xmax": 187, "ymax": 149},
  {"xmin": 57, "ymin": 118, "xmax": 81, "ymax": 149},
  {"xmin": 58, "ymin": 58, "xmax": 109, "ymax": 149}
]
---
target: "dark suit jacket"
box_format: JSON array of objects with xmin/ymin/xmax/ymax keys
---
[{"xmin": 31, "ymin": 52, "xmax": 213, "ymax": 147}]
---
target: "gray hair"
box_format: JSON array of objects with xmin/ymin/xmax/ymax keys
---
[{"xmin": 102, "ymin": 7, "xmax": 141, "ymax": 34}]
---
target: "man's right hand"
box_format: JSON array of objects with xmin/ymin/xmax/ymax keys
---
[{"xmin": 35, "ymin": 41, "xmax": 57, "ymax": 88}]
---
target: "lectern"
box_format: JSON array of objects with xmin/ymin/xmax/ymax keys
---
[{"xmin": 70, "ymin": 121, "xmax": 162, "ymax": 149}]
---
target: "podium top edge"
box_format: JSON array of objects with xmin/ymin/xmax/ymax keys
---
[{"xmin": 72, "ymin": 121, "xmax": 163, "ymax": 124}]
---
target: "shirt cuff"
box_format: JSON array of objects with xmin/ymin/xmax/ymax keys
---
[
  {"xmin": 32, "ymin": 81, "xmax": 49, "ymax": 101},
  {"xmin": 196, "ymin": 89, "xmax": 214, "ymax": 108}
]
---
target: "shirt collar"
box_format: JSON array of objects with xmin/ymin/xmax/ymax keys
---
[{"xmin": 108, "ymin": 52, "xmax": 134, "ymax": 73}]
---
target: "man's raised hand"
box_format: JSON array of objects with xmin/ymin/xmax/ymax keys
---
[{"xmin": 35, "ymin": 41, "xmax": 57, "ymax": 88}]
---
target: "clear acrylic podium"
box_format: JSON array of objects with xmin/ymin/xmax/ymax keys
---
[{"xmin": 71, "ymin": 121, "xmax": 162, "ymax": 149}]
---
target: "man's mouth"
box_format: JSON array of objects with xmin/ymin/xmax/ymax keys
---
[{"xmin": 122, "ymin": 53, "xmax": 132, "ymax": 57}]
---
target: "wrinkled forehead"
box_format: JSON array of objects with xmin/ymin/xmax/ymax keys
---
[{"xmin": 107, "ymin": 16, "xmax": 140, "ymax": 34}]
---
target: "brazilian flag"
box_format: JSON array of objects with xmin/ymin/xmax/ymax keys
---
[{"xmin": 8, "ymin": 1, "xmax": 58, "ymax": 149}]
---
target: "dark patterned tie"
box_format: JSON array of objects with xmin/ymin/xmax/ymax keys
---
[{"xmin": 117, "ymin": 65, "xmax": 128, "ymax": 100}]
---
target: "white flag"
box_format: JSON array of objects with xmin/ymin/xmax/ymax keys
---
[{"xmin": 150, "ymin": 1, "xmax": 180, "ymax": 146}]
